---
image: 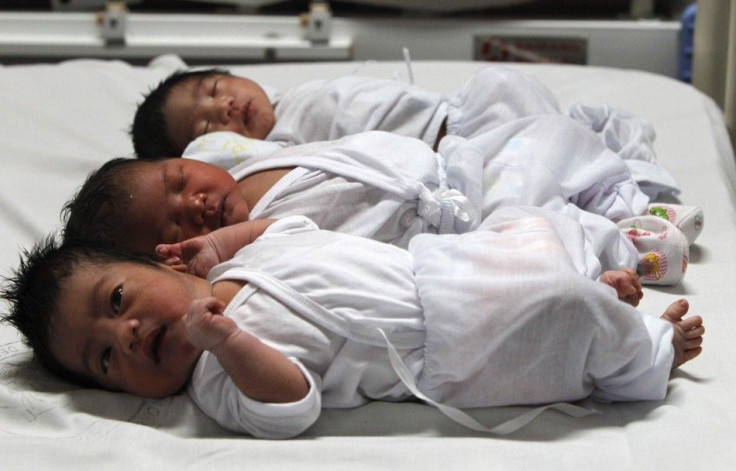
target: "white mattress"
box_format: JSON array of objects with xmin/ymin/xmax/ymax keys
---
[{"xmin": 1, "ymin": 57, "xmax": 735, "ymax": 470}]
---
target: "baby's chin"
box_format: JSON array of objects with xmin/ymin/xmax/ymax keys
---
[{"xmin": 130, "ymin": 351, "xmax": 203, "ymax": 399}]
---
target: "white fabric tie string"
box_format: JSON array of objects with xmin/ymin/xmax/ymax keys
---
[
  {"xmin": 378, "ymin": 329, "xmax": 599, "ymax": 435},
  {"xmin": 417, "ymin": 186, "xmax": 475, "ymax": 234}
]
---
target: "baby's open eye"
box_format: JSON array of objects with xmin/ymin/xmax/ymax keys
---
[{"xmin": 110, "ymin": 286, "xmax": 123, "ymax": 314}]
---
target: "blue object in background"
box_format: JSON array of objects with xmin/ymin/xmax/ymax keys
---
[{"xmin": 678, "ymin": 3, "xmax": 697, "ymax": 83}]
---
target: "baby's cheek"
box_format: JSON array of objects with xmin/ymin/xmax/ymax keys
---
[
  {"xmin": 230, "ymin": 207, "xmax": 251, "ymax": 225},
  {"xmin": 179, "ymin": 224, "xmax": 208, "ymax": 240}
]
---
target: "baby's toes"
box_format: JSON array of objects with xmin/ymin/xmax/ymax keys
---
[
  {"xmin": 661, "ymin": 299, "xmax": 689, "ymax": 322},
  {"xmin": 685, "ymin": 336, "xmax": 704, "ymax": 350}
]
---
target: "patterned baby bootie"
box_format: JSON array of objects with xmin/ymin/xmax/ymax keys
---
[
  {"xmin": 619, "ymin": 216, "xmax": 689, "ymax": 285},
  {"xmin": 647, "ymin": 203, "xmax": 703, "ymax": 245}
]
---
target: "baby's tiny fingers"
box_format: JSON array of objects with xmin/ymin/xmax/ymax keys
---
[
  {"xmin": 206, "ymin": 297, "xmax": 226, "ymax": 315},
  {"xmin": 155, "ymin": 244, "xmax": 171, "ymax": 257},
  {"xmin": 165, "ymin": 256, "xmax": 183, "ymax": 266},
  {"xmin": 188, "ymin": 297, "xmax": 211, "ymax": 316}
]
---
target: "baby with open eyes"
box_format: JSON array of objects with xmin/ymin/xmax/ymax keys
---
[{"xmin": 2, "ymin": 209, "xmax": 704, "ymax": 439}]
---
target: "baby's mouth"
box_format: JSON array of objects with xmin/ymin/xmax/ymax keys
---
[
  {"xmin": 242, "ymin": 101, "xmax": 253, "ymax": 126},
  {"xmin": 202, "ymin": 198, "xmax": 226, "ymax": 230},
  {"xmin": 219, "ymin": 196, "xmax": 228, "ymax": 228},
  {"xmin": 144, "ymin": 326, "xmax": 166, "ymax": 364}
]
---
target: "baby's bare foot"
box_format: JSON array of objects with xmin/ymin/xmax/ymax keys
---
[
  {"xmin": 661, "ymin": 299, "xmax": 704, "ymax": 369},
  {"xmin": 600, "ymin": 268, "xmax": 644, "ymax": 306}
]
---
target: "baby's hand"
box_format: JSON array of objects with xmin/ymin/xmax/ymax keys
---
[
  {"xmin": 185, "ymin": 297, "xmax": 240, "ymax": 352},
  {"xmin": 157, "ymin": 235, "xmax": 222, "ymax": 278},
  {"xmin": 600, "ymin": 268, "xmax": 644, "ymax": 307}
]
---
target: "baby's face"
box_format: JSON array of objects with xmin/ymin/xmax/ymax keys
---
[
  {"xmin": 164, "ymin": 74, "xmax": 276, "ymax": 155},
  {"xmin": 120, "ymin": 158, "xmax": 251, "ymax": 256},
  {"xmin": 50, "ymin": 260, "xmax": 211, "ymax": 398}
]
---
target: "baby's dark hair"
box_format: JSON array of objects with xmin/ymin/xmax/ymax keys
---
[
  {"xmin": 62, "ymin": 157, "xmax": 148, "ymax": 248},
  {"xmin": 131, "ymin": 67, "xmax": 232, "ymax": 159},
  {"xmin": 0, "ymin": 236, "xmax": 159, "ymax": 387}
]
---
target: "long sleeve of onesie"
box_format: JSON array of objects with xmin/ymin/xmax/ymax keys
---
[
  {"xmin": 188, "ymin": 354, "xmax": 322, "ymax": 439},
  {"xmin": 187, "ymin": 218, "xmax": 327, "ymax": 439}
]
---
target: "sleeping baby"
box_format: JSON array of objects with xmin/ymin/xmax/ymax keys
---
[{"xmin": 131, "ymin": 64, "xmax": 679, "ymax": 200}]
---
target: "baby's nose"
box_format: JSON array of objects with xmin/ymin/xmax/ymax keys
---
[
  {"xmin": 219, "ymin": 96, "xmax": 236, "ymax": 122},
  {"xmin": 187, "ymin": 193, "xmax": 207, "ymax": 224},
  {"xmin": 117, "ymin": 318, "xmax": 140, "ymax": 354}
]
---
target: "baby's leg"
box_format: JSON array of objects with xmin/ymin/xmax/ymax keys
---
[
  {"xmin": 661, "ymin": 299, "xmax": 704, "ymax": 369},
  {"xmin": 599, "ymin": 268, "xmax": 644, "ymax": 306}
]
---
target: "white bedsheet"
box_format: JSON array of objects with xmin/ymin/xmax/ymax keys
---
[{"xmin": 1, "ymin": 57, "xmax": 734, "ymax": 470}]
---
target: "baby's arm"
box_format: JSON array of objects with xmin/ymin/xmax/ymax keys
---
[
  {"xmin": 157, "ymin": 219, "xmax": 276, "ymax": 277},
  {"xmin": 187, "ymin": 297, "xmax": 309, "ymax": 403}
]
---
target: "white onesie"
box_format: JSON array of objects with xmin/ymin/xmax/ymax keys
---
[
  {"xmin": 229, "ymin": 116, "xmax": 649, "ymax": 278},
  {"xmin": 187, "ymin": 211, "xmax": 674, "ymax": 439}
]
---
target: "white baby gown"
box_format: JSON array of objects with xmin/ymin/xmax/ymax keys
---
[
  {"xmin": 189, "ymin": 65, "xmax": 678, "ymax": 199},
  {"xmin": 188, "ymin": 211, "xmax": 673, "ymax": 439}
]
